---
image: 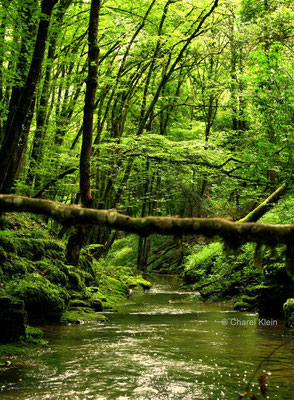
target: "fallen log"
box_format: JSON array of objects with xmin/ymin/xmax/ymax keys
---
[
  {"xmin": 0, "ymin": 194, "xmax": 293, "ymax": 246},
  {"xmin": 238, "ymin": 183, "xmax": 286, "ymax": 223}
]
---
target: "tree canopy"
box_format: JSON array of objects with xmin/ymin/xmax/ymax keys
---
[{"xmin": 0, "ymin": 0, "xmax": 293, "ymax": 266}]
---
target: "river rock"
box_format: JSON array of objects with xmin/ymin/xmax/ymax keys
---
[
  {"xmin": 0, "ymin": 297, "xmax": 27, "ymax": 343},
  {"xmin": 90, "ymin": 298, "xmax": 103, "ymax": 312}
]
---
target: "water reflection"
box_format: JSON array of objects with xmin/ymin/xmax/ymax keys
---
[{"xmin": 0, "ymin": 275, "xmax": 293, "ymax": 399}]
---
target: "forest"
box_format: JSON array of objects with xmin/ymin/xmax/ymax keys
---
[{"xmin": 0, "ymin": 0, "xmax": 294, "ymax": 399}]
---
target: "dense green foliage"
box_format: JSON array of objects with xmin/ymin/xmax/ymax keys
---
[
  {"xmin": 0, "ymin": 0, "xmax": 294, "ymax": 347},
  {"xmin": 183, "ymin": 193, "xmax": 294, "ymax": 315}
]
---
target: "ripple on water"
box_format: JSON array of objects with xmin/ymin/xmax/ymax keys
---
[{"xmin": 1, "ymin": 281, "xmax": 294, "ymax": 400}]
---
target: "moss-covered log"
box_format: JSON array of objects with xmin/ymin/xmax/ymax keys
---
[
  {"xmin": 238, "ymin": 183, "xmax": 286, "ymax": 223},
  {"xmin": 0, "ymin": 195, "xmax": 294, "ymax": 246}
]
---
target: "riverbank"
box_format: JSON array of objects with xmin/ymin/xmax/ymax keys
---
[{"xmin": 0, "ymin": 213, "xmax": 151, "ymax": 351}]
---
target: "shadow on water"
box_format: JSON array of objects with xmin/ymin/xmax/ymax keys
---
[{"xmin": 1, "ymin": 274, "xmax": 294, "ymax": 399}]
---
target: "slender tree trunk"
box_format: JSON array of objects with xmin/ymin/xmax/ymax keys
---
[
  {"xmin": 27, "ymin": 0, "xmax": 73, "ymax": 186},
  {"xmin": 66, "ymin": 0, "xmax": 101, "ymax": 265},
  {"xmin": 137, "ymin": 160, "xmax": 151, "ymax": 270},
  {"xmin": 0, "ymin": 11, "xmax": 6, "ymax": 143},
  {"xmin": 0, "ymin": 0, "xmax": 58, "ymax": 193},
  {"xmin": 229, "ymin": 12, "xmax": 238, "ymax": 132}
]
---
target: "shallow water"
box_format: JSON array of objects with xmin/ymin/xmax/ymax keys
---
[{"xmin": 1, "ymin": 275, "xmax": 294, "ymax": 399}]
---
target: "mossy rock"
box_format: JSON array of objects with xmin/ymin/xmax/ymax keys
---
[
  {"xmin": 0, "ymin": 297, "xmax": 27, "ymax": 343},
  {"xmin": 25, "ymin": 326, "xmax": 43, "ymax": 345},
  {"xmin": 69, "ymin": 299, "xmax": 91, "ymax": 308},
  {"xmin": 135, "ymin": 277, "xmax": 151, "ymax": 290},
  {"xmin": 44, "ymin": 240, "xmax": 64, "ymax": 252},
  {"xmin": 127, "ymin": 276, "xmax": 151, "ymax": 291},
  {"xmin": 234, "ymin": 294, "xmax": 257, "ymax": 311},
  {"xmin": 283, "ymin": 299, "xmax": 294, "ymax": 328},
  {"xmin": 36, "ymin": 261, "xmax": 68, "ymax": 286},
  {"xmin": 87, "ymin": 288, "xmax": 107, "ymax": 302},
  {"xmin": 14, "ymin": 238, "xmax": 46, "ymax": 260},
  {"xmin": 60, "ymin": 307, "xmax": 106, "ymax": 324},
  {"xmin": 87, "ymin": 286, "xmax": 100, "ymax": 294},
  {"xmin": 89, "ymin": 298, "xmax": 103, "ymax": 311},
  {"xmin": 98, "ymin": 275, "xmax": 128, "ymax": 305},
  {"xmin": 0, "ymin": 236, "xmax": 16, "ymax": 253},
  {"xmin": 66, "ymin": 269, "xmax": 86, "ymax": 291},
  {"xmin": 240, "ymin": 295, "xmax": 257, "ymax": 304},
  {"xmin": 45, "ymin": 249, "xmax": 65, "ymax": 262},
  {"xmin": 70, "ymin": 290, "xmax": 92, "ymax": 301},
  {"xmin": 5, "ymin": 275, "xmax": 70, "ymax": 323},
  {"xmin": 234, "ymin": 301, "xmax": 255, "ymax": 311},
  {"xmin": 79, "ymin": 252, "xmax": 96, "ymax": 278},
  {"xmin": 77, "ymin": 269, "xmax": 96, "ymax": 286},
  {"xmin": 251, "ymin": 285, "xmax": 294, "ymax": 316}
]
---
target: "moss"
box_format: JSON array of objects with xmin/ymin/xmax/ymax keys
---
[
  {"xmin": 5, "ymin": 275, "xmax": 70, "ymax": 323},
  {"xmin": 77, "ymin": 269, "xmax": 96, "ymax": 286},
  {"xmin": 98, "ymin": 275, "xmax": 129, "ymax": 305},
  {"xmin": 234, "ymin": 294, "xmax": 257, "ymax": 311},
  {"xmin": 0, "ymin": 246, "xmax": 7, "ymax": 262},
  {"xmin": 15, "ymin": 238, "xmax": 46, "ymax": 260},
  {"xmin": 0, "ymin": 213, "xmax": 54, "ymax": 239},
  {"xmin": 0, "ymin": 326, "xmax": 44, "ymax": 358},
  {"xmin": 37, "ymin": 261, "xmax": 68, "ymax": 286},
  {"xmin": 0, "ymin": 342, "xmax": 40, "ymax": 357},
  {"xmin": 240, "ymin": 295, "xmax": 257, "ymax": 304},
  {"xmin": 25, "ymin": 326, "xmax": 43, "ymax": 345},
  {"xmin": 60, "ymin": 307, "xmax": 106, "ymax": 324},
  {"xmin": 79, "ymin": 251, "xmax": 96, "ymax": 278},
  {"xmin": 0, "ymin": 214, "xmax": 148, "ymax": 333},
  {"xmin": 234, "ymin": 301, "xmax": 255, "ymax": 311},
  {"xmin": 87, "ymin": 287, "xmax": 107, "ymax": 302},
  {"xmin": 44, "ymin": 240, "xmax": 64, "ymax": 252},
  {"xmin": 45, "ymin": 248, "xmax": 65, "ymax": 261},
  {"xmin": 126, "ymin": 276, "xmax": 152, "ymax": 290},
  {"xmin": 69, "ymin": 299, "xmax": 90, "ymax": 308},
  {"xmin": 283, "ymin": 299, "xmax": 294, "ymax": 328},
  {"xmin": 0, "ymin": 235, "xmax": 16, "ymax": 253},
  {"xmin": 66, "ymin": 268, "xmax": 86, "ymax": 291}
]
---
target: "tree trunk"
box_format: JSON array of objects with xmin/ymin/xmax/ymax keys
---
[
  {"xmin": 66, "ymin": 0, "xmax": 101, "ymax": 265},
  {"xmin": 27, "ymin": 0, "xmax": 73, "ymax": 187},
  {"xmin": 238, "ymin": 183, "xmax": 286, "ymax": 223},
  {"xmin": 0, "ymin": 0, "xmax": 58, "ymax": 193}
]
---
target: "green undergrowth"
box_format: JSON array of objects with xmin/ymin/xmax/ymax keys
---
[
  {"xmin": 104, "ymin": 234, "xmax": 139, "ymax": 268},
  {"xmin": 183, "ymin": 193, "xmax": 294, "ymax": 316},
  {"xmin": 104, "ymin": 233, "xmax": 179, "ymax": 274},
  {"xmin": 0, "ymin": 213, "xmax": 151, "ymax": 339}
]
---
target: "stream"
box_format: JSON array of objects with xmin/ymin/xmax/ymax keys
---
[{"xmin": 1, "ymin": 275, "xmax": 294, "ymax": 399}]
